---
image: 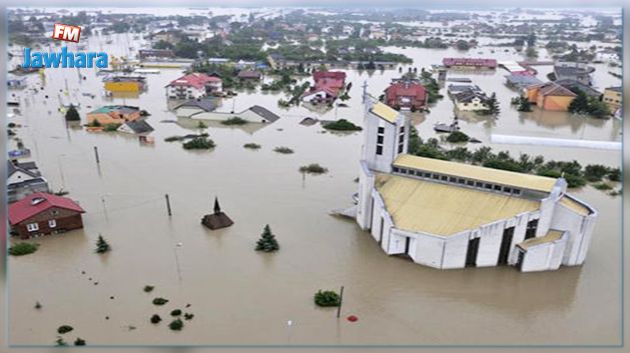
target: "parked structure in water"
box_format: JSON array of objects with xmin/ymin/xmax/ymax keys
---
[{"xmin": 355, "ymin": 99, "xmax": 598, "ymax": 272}]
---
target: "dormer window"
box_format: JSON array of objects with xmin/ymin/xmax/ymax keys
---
[{"xmin": 31, "ymin": 197, "xmax": 45, "ymax": 206}]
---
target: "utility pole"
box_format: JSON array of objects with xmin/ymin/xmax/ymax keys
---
[
  {"xmin": 336, "ymin": 285, "xmax": 344, "ymax": 318},
  {"xmin": 165, "ymin": 194, "xmax": 172, "ymax": 216},
  {"xmin": 93, "ymin": 146, "xmax": 100, "ymax": 164}
]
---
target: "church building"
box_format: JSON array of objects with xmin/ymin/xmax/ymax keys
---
[{"xmin": 355, "ymin": 99, "xmax": 597, "ymax": 272}]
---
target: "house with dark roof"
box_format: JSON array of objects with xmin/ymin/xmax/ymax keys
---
[
  {"xmin": 237, "ymin": 70, "xmax": 262, "ymax": 81},
  {"xmin": 554, "ymin": 79, "xmax": 601, "ymax": 98},
  {"xmin": 384, "ymin": 80, "xmax": 428, "ymax": 110},
  {"xmin": 504, "ymin": 74, "xmax": 543, "ymax": 89},
  {"xmin": 524, "ymin": 82, "xmax": 577, "ymax": 111},
  {"xmin": 9, "ymin": 192, "xmax": 85, "ymax": 239},
  {"xmin": 166, "ymin": 73, "xmax": 222, "ymax": 100},
  {"xmin": 117, "ymin": 119, "xmax": 154, "ymax": 135},
  {"xmin": 453, "ymin": 91, "xmax": 491, "ymax": 111},
  {"xmin": 7, "ymin": 160, "xmax": 49, "ymax": 203},
  {"xmin": 442, "ymin": 57, "xmax": 497, "ymax": 69},
  {"xmin": 173, "ymin": 99, "xmax": 217, "ymax": 118},
  {"xmin": 553, "ymin": 62, "xmax": 595, "ymax": 86}
]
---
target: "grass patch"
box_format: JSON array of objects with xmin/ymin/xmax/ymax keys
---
[
  {"xmin": 314, "ymin": 290, "xmax": 341, "ymax": 307},
  {"xmin": 273, "ymin": 146, "xmax": 294, "ymax": 154},
  {"xmin": 299, "ymin": 163, "xmax": 328, "ymax": 174},
  {"xmin": 221, "ymin": 117, "xmax": 248, "ymax": 125},
  {"xmin": 8, "ymin": 242, "xmax": 39, "ymax": 256},
  {"xmin": 243, "ymin": 143, "xmax": 261, "ymax": 149}
]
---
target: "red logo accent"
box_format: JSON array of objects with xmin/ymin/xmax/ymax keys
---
[{"xmin": 52, "ymin": 23, "xmax": 81, "ymax": 43}]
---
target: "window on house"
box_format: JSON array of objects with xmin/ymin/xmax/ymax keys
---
[
  {"xmin": 398, "ymin": 134, "xmax": 404, "ymax": 143},
  {"xmin": 449, "ymin": 176, "xmax": 457, "ymax": 182},
  {"xmin": 484, "ymin": 183, "xmax": 492, "ymax": 189},
  {"xmin": 376, "ymin": 145, "xmax": 383, "ymax": 155},
  {"xmin": 393, "ymin": 167, "xmax": 399, "ymax": 173},
  {"xmin": 525, "ymin": 219, "xmax": 538, "ymax": 240},
  {"xmin": 467, "ymin": 180, "xmax": 475, "ymax": 186},
  {"xmin": 377, "ymin": 136, "xmax": 384, "ymax": 144},
  {"xmin": 377, "ymin": 127, "xmax": 385, "ymax": 134},
  {"xmin": 494, "ymin": 185, "xmax": 502, "ymax": 191},
  {"xmin": 424, "ymin": 172, "xmax": 431, "ymax": 178},
  {"xmin": 398, "ymin": 144, "xmax": 404, "ymax": 153},
  {"xmin": 458, "ymin": 178, "xmax": 466, "ymax": 184},
  {"xmin": 27, "ymin": 223, "xmax": 39, "ymax": 232},
  {"xmin": 513, "ymin": 189, "xmax": 521, "ymax": 195},
  {"xmin": 476, "ymin": 181, "xmax": 483, "ymax": 187},
  {"xmin": 441, "ymin": 175, "xmax": 448, "ymax": 181},
  {"xmin": 432, "ymin": 174, "xmax": 440, "ymax": 180},
  {"xmin": 504, "ymin": 187, "xmax": 512, "ymax": 194},
  {"xmin": 49, "ymin": 219, "xmax": 57, "ymax": 228}
]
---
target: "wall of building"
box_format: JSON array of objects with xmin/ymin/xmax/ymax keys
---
[
  {"xmin": 520, "ymin": 233, "xmax": 567, "ymax": 272},
  {"xmin": 355, "ymin": 161, "xmax": 374, "ymax": 230},
  {"xmin": 549, "ymin": 200, "xmax": 596, "ymax": 266},
  {"xmin": 14, "ymin": 209, "xmax": 83, "ymax": 239},
  {"xmin": 104, "ymin": 82, "xmax": 140, "ymax": 92}
]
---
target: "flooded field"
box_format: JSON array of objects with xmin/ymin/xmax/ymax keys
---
[{"xmin": 7, "ymin": 17, "xmax": 622, "ymax": 346}]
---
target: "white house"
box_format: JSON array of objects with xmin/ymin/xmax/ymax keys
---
[
  {"xmin": 165, "ymin": 73, "xmax": 222, "ymax": 100},
  {"xmin": 355, "ymin": 99, "xmax": 597, "ymax": 272}
]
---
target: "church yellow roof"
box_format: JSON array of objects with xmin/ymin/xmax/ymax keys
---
[
  {"xmin": 370, "ymin": 102, "xmax": 398, "ymax": 123},
  {"xmin": 375, "ymin": 174, "xmax": 540, "ymax": 237},
  {"xmin": 559, "ymin": 195, "xmax": 592, "ymax": 216},
  {"xmin": 393, "ymin": 154, "xmax": 558, "ymax": 193}
]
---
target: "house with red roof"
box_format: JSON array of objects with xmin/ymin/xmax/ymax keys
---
[
  {"xmin": 9, "ymin": 193, "xmax": 85, "ymax": 239},
  {"xmin": 166, "ymin": 73, "xmax": 223, "ymax": 100},
  {"xmin": 442, "ymin": 57, "xmax": 497, "ymax": 69},
  {"xmin": 384, "ymin": 80, "xmax": 428, "ymax": 110},
  {"xmin": 301, "ymin": 71, "xmax": 347, "ymax": 105}
]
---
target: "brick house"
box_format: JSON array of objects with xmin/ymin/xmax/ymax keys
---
[
  {"xmin": 384, "ymin": 80, "xmax": 428, "ymax": 110},
  {"xmin": 9, "ymin": 193, "xmax": 85, "ymax": 239}
]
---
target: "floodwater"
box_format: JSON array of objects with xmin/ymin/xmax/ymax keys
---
[{"xmin": 7, "ymin": 11, "xmax": 622, "ymax": 346}]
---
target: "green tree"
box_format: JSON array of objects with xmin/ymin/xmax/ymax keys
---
[
  {"xmin": 484, "ymin": 92, "xmax": 500, "ymax": 115},
  {"xmin": 568, "ymin": 90, "xmax": 589, "ymax": 114},
  {"xmin": 95, "ymin": 234, "xmax": 111, "ymax": 254},
  {"xmin": 65, "ymin": 105, "xmax": 80, "ymax": 121},
  {"xmin": 255, "ymin": 225, "xmax": 279, "ymax": 252},
  {"xmin": 517, "ymin": 96, "xmax": 532, "ymax": 112}
]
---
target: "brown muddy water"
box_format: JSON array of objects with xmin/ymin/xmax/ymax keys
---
[{"xmin": 7, "ymin": 27, "xmax": 622, "ymax": 346}]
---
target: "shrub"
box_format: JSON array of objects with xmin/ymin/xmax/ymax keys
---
[
  {"xmin": 584, "ymin": 164, "xmax": 609, "ymax": 182},
  {"xmin": 255, "ymin": 225, "xmax": 280, "ymax": 252},
  {"xmin": 164, "ymin": 136, "xmax": 182, "ymax": 142},
  {"xmin": 8, "ymin": 242, "xmax": 38, "ymax": 256},
  {"xmin": 323, "ymin": 119, "xmax": 362, "ymax": 131},
  {"xmin": 445, "ymin": 131, "xmax": 470, "ymax": 143},
  {"xmin": 243, "ymin": 143, "xmax": 261, "ymax": 149},
  {"xmin": 152, "ymin": 298, "xmax": 169, "ymax": 306},
  {"xmin": 299, "ymin": 163, "xmax": 328, "ymax": 174},
  {"xmin": 65, "ymin": 105, "xmax": 80, "ymax": 121},
  {"xmin": 169, "ymin": 319, "xmax": 184, "ymax": 331},
  {"xmin": 183, "ymin": 137, "xmax": 215, "ymax": 150},
  {"xmin": 184, "ymin": 313, "xmax": 194, "ymax": 320},
  {"xmin": 103, "ymin": 123, "xmax": 121, "ymax": 132},
  {"xmin": 273, "ymin": 146, "xmax": 294, "ymax": 154},
  {"xmin": 221, "ymin": 117, "xmax": 248, "ymax": 125},
  {"xmin": 143, "ymin": 285, "xmax": 154, "ymax": 293},
  {"xmin": 57, "ymin": 325, "xmax": 74, "ymax": 334},
  {"xmin": 170, "ymin": 309, "xmax": 182, "ymax": 316},
  {"xmin": 74, "ymin": 338, "xmax": 86, "ymax": 346},
  {"xmin": 55, "ymin": 337, "xmax": 67, "ymax": 346},
  {"xmin": 314, "ymin": 290, "xmax": 341, "ymax": 307},
  {"xmin": 608, "ymin": 168, "xmax": 621, "ymax": 182},
  {"xmin": 95, "ymin": 235, "xmax": 111, "ymax": 254},
  {"xmin": 593, "ymin": 182, "xmax": 612, "ymax": 190},
  {"xmin": 150, "ymin": 314, "xmax": 162, "ymax": 324},
  {"xmin": 197, "ymin": 121, "xmax": 207, "ymax": 129}
]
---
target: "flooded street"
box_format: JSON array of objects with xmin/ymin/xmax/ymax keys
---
[{"xmin": 7, "ymin": 16, "xmax": 622, "ymax": 346}]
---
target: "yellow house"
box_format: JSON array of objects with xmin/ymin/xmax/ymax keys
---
[
  {"xmin": 602, "ymin": 87, "xmax": 622, "ymax": 111},
  {"xmin": 104, "ymin": 76, "xmax": 146, "ymax": 92},
  {"xmin": 87, "ymin": 105, "xmax": 142, "ymax": 125},
  {"xmin": 524, "ymin": 82, "xmax": 576, "ymax": 111}
]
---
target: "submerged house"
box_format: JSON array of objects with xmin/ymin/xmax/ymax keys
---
[
  {"xmin": 87, "ymin": 105, "xmax": 142, "ymax": 125},
  {"xmin": 524, "ymin": 82, "xmax": 577, "ymax": 112},
  {"xmin": 117, "ymin": 119, "xmax": 154, "ymax": 135},
  {"xmin": 202, "ymin": 198, "xmax": 234, "ymax": 230},
  {"xmin": 452, "ymin": 90, "xmax": 490, "ymax": 111},
  {"xmin": 7, "ymin": 160, "xmax": 49, "ymax": 203},
  {"xmin": 355, "ymin": 100, "xmax": 597, "ymax": 272},
  {"xmin": 384, "ymin": 80, "xmax": 428, "ymax": 111},
  {"xmin": 165, "ymin": 73, "xmax": 223, "ymax": 100},
  {"xmin": 301, "ymin": 71, "xmax": 347, "ymax": 104},
  {"xmin": 9, "ymin": 192, "xmax": 85, "ymax": 239},
  {"xmin": 553, "ymin": 62, "xmax": 594, "ymax": 86},
  {"xmin": 104, "ymin": 76, "xmax": 147, "ymax": 92}
]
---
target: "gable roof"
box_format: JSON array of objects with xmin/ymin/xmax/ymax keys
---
[
  {"xmin": 120, "ymin": 119, "xmax": 154, "ymax": 134},
  {"xmin": 248, "ymin": 105, "xmax": 281, "ymax": 122},
  {"xmin": 7, "ymin": 160, "xmax": 39, "ymax": 179},
  {"xmin": 89, "ymin": 105, "xmax": 140, "ymax": 115},
  {"xmin": 385, "ymin": 81, "xmax": 427, "ymax": 101},
  {"xmin": 370, "ymin": 102, "xmax": 399, "ymax": 124},
  {"xmin": 166, "ymin": 73, "xmax": 222, "ymax": 89},
  {"xmin": 538, "ymin": 82, "xmax": 577, "ymax": 97},
  {"xmin": 174, "ymin": 99, "xmax": 216, "ymax": 112},
  {"xmin": 393, "ymin": 154, "xmax": 558, "ymax": 193},
  {"xmin": 453, "ymin": 90, "xmax": 489, "ymax": 103},
  {"xmin": 9, "ymin": 192, "xmax": 85, "ymax": 225},
  {"xmin": 554, "ymin": 79, "xmax": 601, "ymax": 97}
]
